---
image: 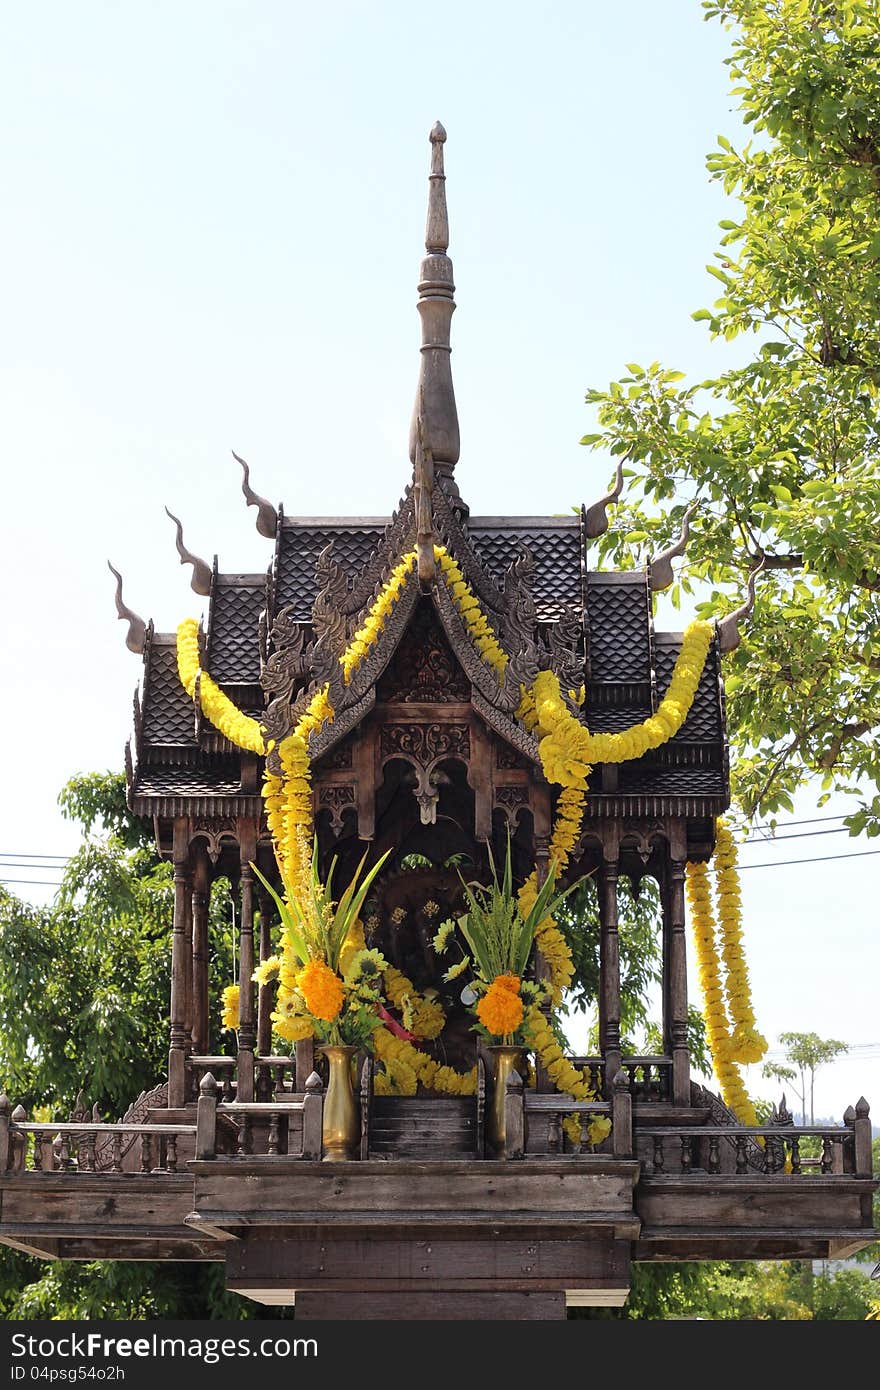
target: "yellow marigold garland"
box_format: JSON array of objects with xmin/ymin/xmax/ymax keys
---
[
  {"xmin": 686, "ymin": 855, "xmax": 759, "ymax": 1127},
  {"xmin": 176, "ymin": 619, "xmax": 265, "ymax": 754},
  {"xmin": 713, "ymin": 820, "xmax": 767, "ymax": 1065}
]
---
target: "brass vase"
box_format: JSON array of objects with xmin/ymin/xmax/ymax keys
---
[
  {"xmin": 316, "ymin": 1044, "xmax": 359, "ymax": 1162},
  {"xmin": 487, "ymin": 1045, "xmax": 525, "ymax": 1157}
]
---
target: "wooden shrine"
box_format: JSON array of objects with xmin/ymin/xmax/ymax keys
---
[{"xmin": 0, "ymin": 124, "xmax": 875, "ymax": 1321}]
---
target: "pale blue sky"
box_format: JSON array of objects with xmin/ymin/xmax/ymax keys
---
[{"xmin": 1, "ymin": 2, "xmax": 876, "ymax": 1116}]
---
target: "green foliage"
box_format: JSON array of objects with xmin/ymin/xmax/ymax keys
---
[
  {"xmin": 765, "ymin": 1029, "xmax": 849, "ymax": 1122},
  {"xmin": 573, "ymin": 1258, "xmax": 876, "ymax": 1320},
  {"xmin": 583, "ymin": 0, "xmax": 880, "ymax": 829},
  {"xmin": 0, "ymin": 772, "xmax": 244, "ymax": 1320}
]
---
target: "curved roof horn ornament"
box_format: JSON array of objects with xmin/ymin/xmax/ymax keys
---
[
  {"xmin": 164, "ymin": 507, "xmax": 213, "ymax": 596},
  {"xmin": 649, "ymin": 502, "xmax": 698, "ymax": 592},
  {"xmin": 107, "ymin": 561, "xmax": 148, "ymax": 654},
  {"xmin": 233, "ymin": 450, "xmax": 278, "ymax": 539},
  {"xmin": 717, "ymin": 559, "xmax": 764, "ymax": 654},
  {"xmin": 583, "ymin": 455, "xmax": 626, "ymax": 540}
]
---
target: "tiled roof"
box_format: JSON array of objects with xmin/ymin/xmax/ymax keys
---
[
  {"xmin": 140, "ymin": 640, "xmax": 196, "ymax": 746},
  {"xmin": 208, "ymin": 578, "xmax": 265, "ymax": 685},
  {"xmin": 585, "ymin": 573, "xmax": 651, "ymax": 683},
  {"xmin": 272, "ymin": 516, "xmax": 584, "ymax": 622},
  {"xmin": 132, "ymin": 764, "xmax": 244, "ymax": 797}
]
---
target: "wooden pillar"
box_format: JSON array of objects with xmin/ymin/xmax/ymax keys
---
[
  {"xmin": 168, "ymin": 817, "xmax": 191, "ymax": 1108},
  {"xmin": 598, "ymin": 854, "xmax": 621, "ymax": 1097},
  {"xmin": 533, "ymin": 830, "xmax": 553, "ymax": 1093},
  {"xmin": 191, "ymin": 849, "xmax": 210, "ymax": 1056},
  {"xmin": 237, "ymin": 822, "xmax": 257, "ymax": 1102},
  {"xmin": 664, "ymin": 838, "xmax": 691, "ymax": 1107},
  {"xmin": 256, "ymin": 885, "xmax": 274, "ymax": 1059}
]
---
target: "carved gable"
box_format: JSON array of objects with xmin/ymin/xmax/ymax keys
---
[{"xmin": 378, "ymin": 599, "xmax": 470, "ymax": 703}]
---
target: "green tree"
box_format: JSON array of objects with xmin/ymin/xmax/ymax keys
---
[
  {"xmin": 764, "ymin": 1029, "xmax": 849, "ymax": 1123},
  {"xmin": 0, "ymin": 773, "xmax": 267, "ymax": 1320},
  {"xmin": 582, "ymin": 0, "xmax": 880, "ymax": 830}
]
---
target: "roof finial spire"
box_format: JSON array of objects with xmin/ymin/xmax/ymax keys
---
[{"xmin": 409, "ymin": 122, "xmax": 461, "ymax": 503}]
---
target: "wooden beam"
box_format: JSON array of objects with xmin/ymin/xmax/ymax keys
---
[{"xmin": 168, "ymin": 817, "xmax": 191, "ymax": 1107}]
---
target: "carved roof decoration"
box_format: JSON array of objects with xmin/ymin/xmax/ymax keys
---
[{"xmin": 122, "ymin": 122, "xmax": 733, "ymax": 825}]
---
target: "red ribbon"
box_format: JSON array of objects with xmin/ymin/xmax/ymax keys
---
[{"xmin": 376, "ymin": 1001, "xmax": 420, "ymax": 1042}]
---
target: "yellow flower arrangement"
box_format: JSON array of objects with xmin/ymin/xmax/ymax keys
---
[
  {"xmin": 252, "ymin": 956, "xmax": 280, "ymax": 987},
  {"xmin": 221, "ymin": 983, "xmax": 240, "ymax": 1031},
  {"xmin": 372, "ymin": 1028, "xmax": 477, "ymax": 1097},
  {"xmin": 476, "ymin": 975, "xmax": 524, "ymax": 1037}
]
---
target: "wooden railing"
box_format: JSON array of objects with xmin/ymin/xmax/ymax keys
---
[
  {"xmin": 638, "ymin": 1102, "xmax": 873, "ymax": 1178},
  {"xmin": 187, "ymin": 1055, "xmax": 236, "ymax": 1102},
  {"xmin": 0, "ymin": 1099, "xmax": 195, "ymax": 1176},
  {"xmin": 568, "ymin": 1055, "xmax": 672, "ymax": 1101},
  {"xmin": 195, "ymin": 1070, "xmax": 323, "ymax": 1160},
  {"xmin": 507, "ymin": 1068, "xmax": 632, "ymax": 1159}
]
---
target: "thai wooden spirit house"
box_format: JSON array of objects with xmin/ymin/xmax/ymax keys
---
[{"xmin": 1, "ymin": 126, "xmax": 875, "ymax": 1321}]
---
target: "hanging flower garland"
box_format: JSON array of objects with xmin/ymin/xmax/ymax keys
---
[
  {"xmin": 713, "ymin": 820, "xmax": 767, "ymax": 1065},
  {"xmin": 177, "ymin": 619, "xmax": 265, "ymax": 753},
  {"xmin": 686, "ymin": 853, "xmax": 759, "ymax": 1127}
]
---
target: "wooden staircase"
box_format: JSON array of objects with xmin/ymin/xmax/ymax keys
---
[{"xmin": 368, "ymin": 1097, "xmax": 477, "ymax": 1159}]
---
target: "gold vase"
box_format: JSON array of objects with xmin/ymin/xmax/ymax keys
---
[
  {"xmin": 487, "ymin": 1045, "xmax": 524, "ymax": 1157},
  {"xmin": 316, "ymin": 1044, "xmax": 359, "ymax": 1162}
]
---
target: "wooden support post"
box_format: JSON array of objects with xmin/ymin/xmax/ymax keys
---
[
  {"xmin": 256, "ymin": 885, "xmax": 274, "ymax": 1059},
  {"xmin": 0, "ymin": 1095, "xmax": 9, "ymax": 1174},
  {"xmin": 183, "ymin": 858, "xmax": 193, "ymax": 1063},
  {"xmin": 195, "ymin": 1071, "xmax": 218, "ymax": 1160},
  {"xmin": 295, "ymin": 1037, "xmax": 316, "ymax": 1093},
  {"xmin": 237, "ymin": 824, "xmax": 257, "ymax": 1102},
  {"xmin": 598, "ymin": 855, "xmax": 621, "ymax": 1096},
  {"xmin": 611, "ymin": 1068, "xmax": 633, "ymax": 1158},
  {"xmin": 854, "ymin": 1097, "xmax": 872, "ymax": 1176},
  {"xmin": 503, "ymin": 1068, "xmax": 525, "ymax": 1160},
  {"xmin": 665, "ymin": 851, "xmax": 690, "ymax": 1106},
  {"xmin": 301, "ymin": 1071, "xmax": 323, "ymax": 1160},
  {"xmin": 168, "ymin": 817, "xmax": 191, "ymax": 1108},
  {"xmin": 533, "ymin": 831, "xmax": 553, "ymax": 1093},
  {"xmin": 191, "ymin": 850, "xmax": 210, "ymax": 1056}
]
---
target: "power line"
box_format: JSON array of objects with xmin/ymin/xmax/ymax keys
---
[
  {"xmin": 0, "ymin": 852, "xmax": 70, "ymax": 860},
  {"xmin": 744, "ymin": 826, "xmax": 851, "ymax": 844},
  {"xmin": 738, "ymin": 848, "xmax": 880, "ymax": 871},
  {"xmin": 0, "ymin": 878, "xmax": 64, "ymax": 888}
]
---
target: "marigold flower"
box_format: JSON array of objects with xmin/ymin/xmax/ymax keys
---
[
  {"xmin": 476, "ymin": 976, "xmax": 524, "ymax": 1036},
  {"xmin": 298, "ymin": 959, "xmax": 344, "ymax": 1022}
]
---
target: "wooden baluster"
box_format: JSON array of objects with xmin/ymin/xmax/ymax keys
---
[
  {"xmin": 821, "ymin": 1135, "xmax": 833, "ymax": 1174},
  {"xmin": 140, "ymin": 1133, "xmax": 152, "ymax": 1174},
  {"xmin": 680, "ymin": 1134, "xmax": 693, "ymax": 1174},
  {"xmin": 831, "ymin": 1134, "xmax": 844, "ymax": 1175},
  {"xmin": 81, "ymin": 1130, "xmax": 96, "ymax": 1173},
  {"xmin": 222, "ymin": 1071, "xmax": 234, "ymax": 1103},
  {"xmin": 267, "ymin": 1112, "xmax": 280, "ymax": 1157},
  {"xmin": 165, "ymin": 1133, "xmax": 178, "ymax": 1172},
  {"xmin": 547, "ymin": 1112, "xmax": 561, "ymax": 1155},
  {"xmin": 735, "ymin": 1135, "xmax": 748, "ymax": 1174},
  {"xmin": 111, "ymin": 1133, "xmax": 123, "ymax": 1173},
  {"xmin": 0, "ymin": 1096, "xmax": 9, "ymax": 1174},
  {"xmin": 11, "ymin": 1106, "xmax": 27, "ymax": 1173},
  {"xmin": 765, "ymin": 1138, "xmax": 779, "ymax": 1174},
  {"xmin": 58, "ymin": 1135, "xmax": 71, "ymax": 1172},
  {"xmin": 652, "ymin": 1134, "xmax": 664, "ymax": 1174},
  {"xmin": 708, "ymin": 1135, "xmax": 721, "ymax": 1175},
  {"xmin": 789, "ymin": 1135, "xmax": 801, "ymax": 1174},
  {"xmin": 237, "ymin": 1114, "xmax": 251, "ymax": 1156},
  {"xmin": 475, "ymin": 1055, "xmax": 485, "ymax": 1160}
]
